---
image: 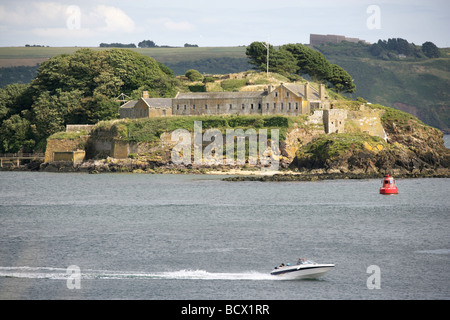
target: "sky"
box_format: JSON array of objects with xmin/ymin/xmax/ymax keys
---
[{"xmin": 0, "ymin": 0, "xmax": 449, "ymax": 48}]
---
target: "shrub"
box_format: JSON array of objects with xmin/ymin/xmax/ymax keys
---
[{"xmin": 185, "ymin": 69, "xmax": 203, "ymax": 82}]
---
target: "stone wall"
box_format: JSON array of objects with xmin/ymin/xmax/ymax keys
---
[
  {"xmin": 324, "ymin": 109, "xmax": 347, "ymax": 134},
  {"xmin": 66, "ymin": 125, "xmax": 95, "ymax": 133},
  {"xmin": 347, "ymin": 106, "xmax": 387, "ymax": 139},
  {"xmin": 45, "ymin": 137, "xmax": 88, "ymax": 162},
  {"xmin": 53, "ymin": 151, "xmax": 86, "ymax": 164}
]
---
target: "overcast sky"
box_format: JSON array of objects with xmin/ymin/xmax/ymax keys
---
[{"xmin": 0, "ymin": 0, "xmax": 449, "ymax": 47}]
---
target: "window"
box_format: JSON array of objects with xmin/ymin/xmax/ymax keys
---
[
  {"xmin": 251, "ymin": 104, "xmax": 254, "ymax": 109},
  {"xmin": 273, "ymin": 103, "xmax": 276, "ymax": 109},
  {"xmin": 275, "ymin": 92, "xmax": 278, "ymax": 97},
  {"xmin": 184, "ymin": 105, "xmax": 187, "ymax": 110},
  {"xmin": 266, "ymin": 103, "xmax": 269, "ymax": 109},
  {"xmin": 177, "ymin": 105, "xmax": 180, "ymax": 110},
  {"xmin": 258, "ymin": 103, "xmax": 261, "ymax": 109},
  {"xmin": 295, "ymin": 102, "xmax": 298, "ymax": 110},
  {"xmin": 242, "ymin": 104, "xmax": 245, "ymax": 109},
  {"xmin": 230, "ymin": 104, "xmax": 233, "ymax": 109},
  {"xmin": 217, "ymin": 104, "xmax": 220, "ymax": 109},
  {"xmin": 193, "ymin": 104, "xmax": 196, "ymax": 110},
  {"xmin": 288, "ymin": 102, "xmax": 291, "ymax": 110},
  {"xmin": 287, "ymin": 91, "xmax": 289, "ymax": 97},
  {"xmin": 281, "ymin": 103, "xmax": 284, "ymax": 110},
  {"xmin": 205, "ymin": 104, "xmax": 208, "ymax": 109}
]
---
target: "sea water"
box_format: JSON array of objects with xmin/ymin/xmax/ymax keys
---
[{"xmin": 0, "ymin": 154, "xmax": 449, "ymax": 300}]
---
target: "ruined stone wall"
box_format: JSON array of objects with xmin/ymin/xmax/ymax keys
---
[
  {"xmin": 347, "ymin": 106, "xmax": 386, "ymax": 139},
  {"xmin": 324, "ymin": 109, "xmax": 347, "ymax": 134},
  {"xmin": 66, "ymin": 125, "xmax": 95, "ymax": 133}
]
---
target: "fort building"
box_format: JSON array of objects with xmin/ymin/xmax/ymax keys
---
[
  {"xmin": 119, "ymin": 83, "xmax": 329, "ymax": 120},
  {"xmin": 310, "ymin": 34, "xmax": 370, "ymax": 46}
]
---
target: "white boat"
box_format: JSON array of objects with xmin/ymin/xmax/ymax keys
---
[{"xmin": 270, "ymin": 260, "xmax": 335, "ymax": 279}]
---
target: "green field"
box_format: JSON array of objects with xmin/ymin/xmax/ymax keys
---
[{"xmin": 0, "ymin": 46, "xmax": 247, "ymax": 65}]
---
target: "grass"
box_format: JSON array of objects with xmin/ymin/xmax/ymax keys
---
[
  {"xmin": 47, "ymin": 131, "xmax": 88, "ymax": 140},
  {"xmin": 301, "ymin": 132, "xmax": 388, "ymax": 161}
]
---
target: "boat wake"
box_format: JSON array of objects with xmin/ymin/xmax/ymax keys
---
[
  {"xmin": 0, "ymin": 266, "xmax": 279, "ymax": 281},
  {"xmin": 415, "ymin": 248, "xmax": 450, "ymax": 255}
]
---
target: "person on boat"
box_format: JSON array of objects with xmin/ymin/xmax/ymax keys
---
[{"xmin": 297, "ymin": 258, "xmax": 305, "ymax": 265}]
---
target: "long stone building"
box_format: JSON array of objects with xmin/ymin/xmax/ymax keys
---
[{"xmin": 119, "ymin": 83, "xmax": 330, "ymax": 119}]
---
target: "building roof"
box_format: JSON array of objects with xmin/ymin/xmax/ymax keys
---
[
  {"xmin": 282, "ymin": 83, "xmax": 321, "ymax": 100},
  {"xmin": 142, "ymin": 98, "xmax": 172, "ymax": 108},
  {"xmin": 119, "ymin": 100, "xmax": 138, "ymax": 109},
  {"xmin": 175, "ymin": 91, "xmax": 266, "ymax": 100}
]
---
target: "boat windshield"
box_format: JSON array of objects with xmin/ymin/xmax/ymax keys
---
[{"xmin": 297, "ymin": 259, "xmax": 316, "ymax": 265}]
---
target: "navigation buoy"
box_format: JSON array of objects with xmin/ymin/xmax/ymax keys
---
[{"xmin": 380, "ymin": 174, "xmax": 398, "ymax": 194}]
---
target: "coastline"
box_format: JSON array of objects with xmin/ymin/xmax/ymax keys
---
[{"xmin": 2, "ymin": 159, "xmax": 449, "ymax": 181}]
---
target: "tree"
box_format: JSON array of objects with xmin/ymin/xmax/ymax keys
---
[
  {"xmin": 185, "ymin": 69, "xmax": 203, "ymax": 82},
  {"xmin": 270, "ymin": 48, "xmax": 299, "ymax": 76},
  {"xmin": 0, "ymin": 48, "xmax": 179, "ymax": 152},
  {"xmin": 246, "ymin": 41, "xmax": 272, "ymax": 71},
  {"xmin": 281, "ymin": 44, "xmax": 332, "ymax": 81},
  {"xmin": 0, "ymin": 83, "xmax": 30, "ymax": 122},
  {"xmin": 326, "ymin": 64, "xmax": 356, "ymax": 93},
  {"xmin": 138, "ymin": 40, "xmax": 158, "ymax": 48},
  {"xmin": 422, "ymin": 41, "xmax": 440, "ymax": 58},
  {"xmin": 0, "ymin": 114, "xmax": 33, "ymax": 153}
]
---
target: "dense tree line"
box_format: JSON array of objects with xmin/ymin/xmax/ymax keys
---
[
  {"xmin": 246, "ymin": 42, "xmax": 355, "ymax": 93},
  {"xmin": 0, "ymin": 65, "xmax": 39, "ymax": 88},
  {"xmin": 99, "ymin": 43, "xmax": 137, "ymax": 48},
  {"xmin": 369, "ymin": 38, "xmax": 440, "ymax": 59},
  {"xmin": 0, "ymin": 48, "xmax": 178, "ymax": 153},
  {"xmin": 165, "ymin": 57, "xmax": 252, "ymax": 75}
]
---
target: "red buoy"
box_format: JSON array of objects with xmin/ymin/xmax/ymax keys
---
[{"xmin": 380, "ymin": 174, "xmax": 398, "ymax": 194}]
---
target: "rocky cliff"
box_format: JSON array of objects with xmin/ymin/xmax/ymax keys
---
[{"xmin": 290, "ymin": 105, "xmax": 450, "ymax": 176}]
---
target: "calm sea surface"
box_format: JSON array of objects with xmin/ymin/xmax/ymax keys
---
[{"xmin": 0, "ymin": 135, "xmax": 449, "ymax": 300}]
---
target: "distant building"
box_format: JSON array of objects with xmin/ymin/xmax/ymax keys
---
[{"xmin": 310, "ymin": 34, "xmax": 370, "ymax": 46}]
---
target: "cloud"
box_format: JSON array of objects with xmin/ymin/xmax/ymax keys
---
[
  {"xmin": 93, "ymin": 5, "xmax": 136, "ymax": 33},
  {"xmin": 148, "ymin": 17, "xmax": 196, "ymax": 31},
  {"xmin": 0, "ymin": 2, "xmax": 137, "ymax": 43}
]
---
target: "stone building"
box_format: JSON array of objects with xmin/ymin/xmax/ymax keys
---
[
  {"xmin": 323, "ymin": 109, "xmax": 347, "ymax": 134},
  {"xmin": 119, "ymin": 91, "xmax": 172, "ymax": 119},
  {"xmin": 119, "ymin": 83, "xmax": 329, "ymax": 119}
]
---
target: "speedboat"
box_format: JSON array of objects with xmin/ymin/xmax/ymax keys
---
[{"xmin": 270, "ymin": 260, "xmax": 335, "ymax": 279}]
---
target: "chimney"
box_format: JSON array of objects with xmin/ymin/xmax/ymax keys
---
[
  {"xmin": 304, "ymin": 83, "xmax": 309, "ymax": 99},
  {"xmin": 319, "ymin": 84, "xmax": 325, "ymax": 100},
  {"xmin": 268, "ymin": 84, "xmax": 272, "ymax": 93},
  {"xmin": 142, "ymin": 91, "xmax": 149, "ymax": 99}
]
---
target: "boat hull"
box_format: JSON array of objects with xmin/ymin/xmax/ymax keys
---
[{"xmin": 270, "ymin": 264, "xmax": 335, "ymax": 280}]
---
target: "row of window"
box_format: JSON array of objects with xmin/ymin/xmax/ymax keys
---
[{"xmin": 176, "ymin": 102, "xmax": 300, "ymax": 111}]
